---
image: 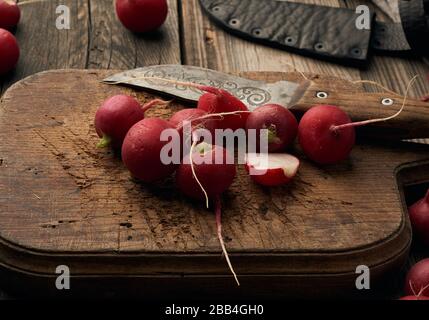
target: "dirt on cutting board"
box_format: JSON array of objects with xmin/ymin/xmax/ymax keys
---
[{"xmin": 0, "ymin": 69, "xmax": 428, "ymax": 297}]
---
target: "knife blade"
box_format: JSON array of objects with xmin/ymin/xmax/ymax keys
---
[{"xmin": 103, "ymin": 65, "xmax": 310, "ymax": 111}]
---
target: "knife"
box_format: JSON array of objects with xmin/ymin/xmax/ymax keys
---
[
  {"xmin": 198, "ymin": 0, "xmax": 429, "ymax": 66},
  {"xmin": 103, "ymin": 64, "xmax": 309, "ymax": 110},
  {"xmin": 103, "ymin": 64, "xmax": 429, "ymax": 140}
]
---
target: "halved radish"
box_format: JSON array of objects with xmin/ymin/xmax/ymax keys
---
[{"xmin": 245, "ymin": 153, "xmax": 300, "ymax": 187}]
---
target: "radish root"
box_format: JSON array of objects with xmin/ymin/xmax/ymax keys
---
[
  {"xmin": 215, "ymin": 196, "xmax": 240, "ymax": 286},
  {"xmin": 410, "ymin": 280, "xmax": 417, "ymax": 296},
  {"xmin": 418, "ymin": 282, "xmax": 429, "ymax": 297},
  {"xmin": 409, "ymin": 280, "xmax": 429, "ymax": 297},
  {"xmin": 185, "ymin": 110, "xmax": 252, "ymax": 208},
  {"xmin": 188, "ymin": 132, "xmax": 240, "ymax": 286},
  {"xmin": 188, "ymin": 143, "xmax": 240, "ymax": 286},
  {"xmin": 332, "ymin": 75, "xmax": 419, "ymax": 131},
  {"xmin": 189, "ymin": 138, "xmax": 210, "ymax": 208}
]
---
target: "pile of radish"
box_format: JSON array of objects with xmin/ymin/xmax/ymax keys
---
[
  {"xmin": 96, "ymin": 75, "xmax": 422, "ymax": 287},
  {"xmin": 0, "ymin": 1, "xmax": 20, "ymax": 75}
]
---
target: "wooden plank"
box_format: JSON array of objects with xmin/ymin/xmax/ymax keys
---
[
  {"xmin": 1, "ymin": 0, "xmax": 181, "ymax": 95},
  {"xmin": 1, "ymin": 69, "xmax": 428, "ymax": 297},
  {"xmin": 1, "ymin": 0, "xmax": 89, "ymax": 95},
  {"xmin": 87, "ymin": 0, "xmax": 181, "ymax": 69},
  {"xmin": 181, "ymin": 0, "xmax": 361, "ymax": 80}
]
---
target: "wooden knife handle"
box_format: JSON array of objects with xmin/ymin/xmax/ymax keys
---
[
  {"xmin": 291, "ymin": 76, "xmax": 429, "ymax": 140},
  {"xmin": 243, "ymin": 71, "xmax": 429, "ymax": 140}
]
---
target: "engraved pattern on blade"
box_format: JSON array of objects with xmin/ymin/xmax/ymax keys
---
[{"xmin": 103, "ymin": 65, "xmax": 301, "ymax": 110}]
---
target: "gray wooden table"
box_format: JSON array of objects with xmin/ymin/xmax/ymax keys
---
[{"xmin": 1, "ymin": 0, "xmax": 428, "ymax": 299}]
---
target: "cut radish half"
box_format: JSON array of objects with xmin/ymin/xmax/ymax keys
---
[{"xmin": 245, "ymin": 153, "xmax": 300, "ymax": 187}]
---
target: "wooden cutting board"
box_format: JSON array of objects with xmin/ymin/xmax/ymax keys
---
[{"xmin": 0, "ymin": 69, "xmax": 428, "ymax": 298}]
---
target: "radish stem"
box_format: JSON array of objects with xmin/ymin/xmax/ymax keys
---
[
  {"xmin": 418, "ymin": 283, "xmax": 429, "ymax": 297},
  {"xmin": 97, "ymin": 135, "xmax": 111, "ymax": 148},
  {"xmin": 332, "ymin": 75, "xmax": 418, "ymax": 132},
  {"xmin": 190, "ymin": 138, "xmax": 210, "ymax": 208},
  {"xmin": 141, "ymin": 98, "xmax": 171, "ymax": 113}
]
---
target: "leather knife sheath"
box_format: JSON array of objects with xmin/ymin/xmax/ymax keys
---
[{"xmin": 199, "ymin": 0, "xmax": 429, "ymax": 66}]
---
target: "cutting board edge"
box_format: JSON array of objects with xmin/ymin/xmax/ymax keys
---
[
  {"xmin": 0, "ymin": 217, "xmax": 411, "ymax": 276},
  {"xmin": 0, "ymin": 232, "xmax": 410, "ymax": 299},
  {"xmin": 0, "ymin": 68, "xmax": 422, "ymax": 282}
]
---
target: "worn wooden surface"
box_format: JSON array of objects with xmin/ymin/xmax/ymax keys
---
[
  {"xmin": 0, "ymin": 0, "xmax": 428, "ymax": 299},
  {"xmin": 0, "ymin": 70, "xmax": 428, "ymax": 298}
]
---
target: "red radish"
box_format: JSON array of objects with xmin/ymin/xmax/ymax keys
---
[
  {"xmin": 197, "ymin": 89, "xmax": 249, "ymax": 131},
  {"xmin": 405, "ymin": 258, "xmax": 429, "ymax": 297},
  {"xmin": 177, "ymin": 143, "xmax": 236, "ymax": 201},
  {"xmin": 0, "ymin": 1, "xmax": 20, "ymax": 30},
  {"xmin": 298, "ymin": 105, "xmax": 355, "ymax": 165},
  {"xmin": 408, "ymin": 189, "xmax": 429, "ymax": 246},
  {"xmin": 115, "ymin": 0, "xmax": 168, "ymax": 33},
  {"xmin": 0, "ymin": 28, "xmax": 19, "ymax": 75},
  {"xmin": 245, "ymin": 153, "xmax": 300, "ymax": 187},
  {"xmin": 122, "ymin": 118, "xmax": 178, "ymax": 182},
  {"xmin": 298, "ymin": 77, "xmax": 416, "ymax": 165},
  {"xmin": 245, "ymin": 104, "xmax": 298, "ymax": 152},
  {"xmin": 176, "ymin": 142, "xmax": 239, "ymax": 285},
  {"xmin": 95, "ymin": 95, "xmax": 168, "ymax": 148},
  {"xmin": 169, "ymin": 108, "xmax": 217, "ymax": 137}
]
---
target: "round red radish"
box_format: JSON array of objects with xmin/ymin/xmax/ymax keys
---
[
  {"xmin": 115, "ymin": 0, "xmax": 168, "ymax": 33},
  {"xmin": 95, "ymin": 95, "xmax": 146, "ymax": 148},
  {"xmin": 176, "ymin": 143, "xmax": 236, "ymax": 201},
  {"xmin": 298, "ymin": 105, "xmax": 355, "ymax": 165},
  {"xmin": 0, "ymin": 1, "xmax": 20, "ymax": 30},
  {"xmin": 169, "ymin": 108, "xmax": 217, "ymax": 137},
  {"xmin": 399, "ymin": 295, "xmax": 429, "ymax": 300},
  {"xmin": 245, "ymin": 153, "xmax": 299, "ymax": 187},
  {"xmin": 122, "ymin": 118, "xmax": 178, "ymax": 182},
  {"xmin": 176, "ymin": 142, "xmax": 239, "ymax": 284},
  {"xmin": 408, "ymin": 189, "xmax": 429, "ymax": 246},
  {"xmin": 198, "ymin": 89, "xmax": 249, "ymax": 131},
  {"xmin": 0, "ymin": 28, "xmax": 19, "ymax": 75},
  {"xmin": 405, "ymin": 258, "xmax": 429, "ymax": 297},
  {"xmin": 245, "ymin": 104, "xmax": 298, "ymax": 152}
]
